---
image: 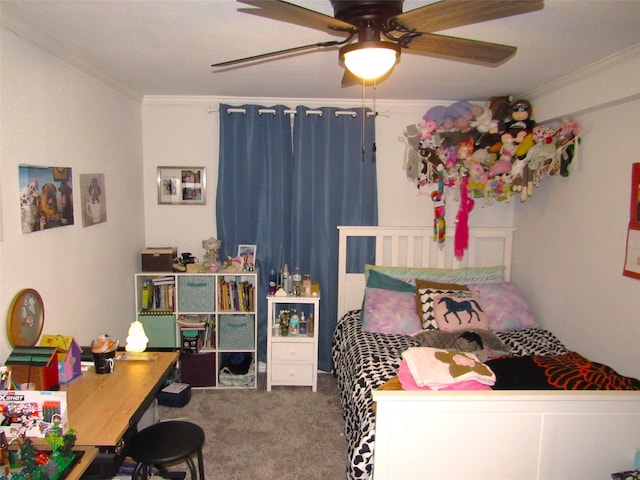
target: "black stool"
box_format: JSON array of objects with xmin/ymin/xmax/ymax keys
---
[{"xmin": 130, "ymin": 420, "xmax": 205, "ymax": 480}]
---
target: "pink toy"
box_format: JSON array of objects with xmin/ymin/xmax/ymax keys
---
[{"xmin": 455, "ymin": 176, "xmax": 475, "ymax": 261}]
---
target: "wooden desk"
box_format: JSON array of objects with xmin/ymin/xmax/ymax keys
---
[{"xmin": 61, "ymin": 351, "xmax": 178, "ymax": 448}]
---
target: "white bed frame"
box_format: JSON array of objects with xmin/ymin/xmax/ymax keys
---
[{"xmin": 337, "ymin": 226, "xmax": 640, "ymax": 480}]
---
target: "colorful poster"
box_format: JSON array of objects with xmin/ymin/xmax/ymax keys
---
[{"xmin": 18, "ymin": 166, "xmax": 74, "ymax": 233}]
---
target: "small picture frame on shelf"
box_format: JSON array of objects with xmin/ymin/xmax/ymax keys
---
[
  {"xmin": 237, "ymin": 244, "xmax": 257, "ymax": 271},
  {"xmin": 157, "ymin": 166, "xmax": 206, "ymax": 205}
]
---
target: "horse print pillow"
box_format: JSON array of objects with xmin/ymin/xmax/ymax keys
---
[{"xmin": 433, "ymin": 291, "xmax": 488, "ymax": 332}]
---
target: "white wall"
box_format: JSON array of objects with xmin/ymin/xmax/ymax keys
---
[
  {"xmin": 516, "ymin": 46, "xmax": 640, "ymax": 377},
  {"xmin": 0, "ymin": 28, "xmax": 144, "ymax": 360},
  {"xmin": 141, "ymin": 97, "xmax": 513, "ymax": 260}
]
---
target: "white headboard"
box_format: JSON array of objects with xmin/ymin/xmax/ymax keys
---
[{"xmin": 337, "ymin": 226, "xmax": 514, "ymax": 318}]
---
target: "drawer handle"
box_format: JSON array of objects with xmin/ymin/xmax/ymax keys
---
[
  {"xmin": 289, "ymin": 370, "xmax": 295, "ymax": 377},
  {"xmin": 289, "ymin": 350, "xmax": 296, "ymax": 356}
]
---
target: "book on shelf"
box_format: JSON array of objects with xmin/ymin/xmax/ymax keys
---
[
  {"xmin": 177, "ymin": 315, "xmax": 208, "ymax": 328},
  {"xmin": 152, "ymin": 275, "xmax": 175, "ymax": 285},
  {"xmin": 217, "ymin": 277, "xmax": 255, "ymax": 312}
]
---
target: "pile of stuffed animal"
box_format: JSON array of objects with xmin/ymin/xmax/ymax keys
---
[{"xmin": 402, "ymin": 96, "xmax": 582, "ymax": 203}]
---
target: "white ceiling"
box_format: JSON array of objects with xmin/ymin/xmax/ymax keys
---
[{"xmin": 2, "ymin": 0, "xmax": 640, "ymax": 101}]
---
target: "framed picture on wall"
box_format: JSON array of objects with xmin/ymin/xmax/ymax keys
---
[
  {"xmin": 630, "ymin": 162, "xmax": 640, "ymax": 224},
  {"xmin": 623, "ymin": 224, "xmax": 640, "ymax": 279},
  {"xmin": 80, "ymin": 173, "xmax": 107, "ymax": 226},
  {"xmin": 623, "ymin": 163, "xmax": 640, "ymax": 279},
  {"xmin": 19, "ymin": 165, "xmax": 74, "ymax": 233},
  {"xmin": 157, "ymin": 166, "xmax": 206, "ymax": 205}
]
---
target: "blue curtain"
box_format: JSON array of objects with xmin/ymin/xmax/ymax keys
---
[
  {"xmin": 217, "ymin": 104, "xmax": 377, "ymax": 371},
  {"xmin": 291, "ymin": 106, "xmax": 377, "ymax": 370},
  {"xmin": 216, "ymin": 104, "xmax": 294, "ymax": 365}
]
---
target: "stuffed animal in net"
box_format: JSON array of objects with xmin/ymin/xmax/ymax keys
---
[{"xmin": 431, "ymin": 165, "xmax": 446, "ymax": 246}]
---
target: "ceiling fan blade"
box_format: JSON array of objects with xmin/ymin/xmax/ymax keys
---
[
  {"xmin": 404, "ymin": 33, "xmax": 516, "ymax": 66},
  {"xmin": 238, "ymin": 0, "xmax": 356, "ymax": 34},
  {"xmin": 212, "ymin": 40, "xmax": 343, "ymax": 68},
  {"xmin": 393, "ymin": 0, "xmax": 543, "ymax": 33}
]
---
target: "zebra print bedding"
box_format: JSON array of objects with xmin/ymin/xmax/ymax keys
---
[{"xmin": 331, "ymin": 310, "xmax": 570, "ymax": 480}]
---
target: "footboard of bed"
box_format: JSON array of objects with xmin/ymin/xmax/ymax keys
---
[{"xmin": 372, "ymin": 389, "xmax": 640, "ymax": 480}]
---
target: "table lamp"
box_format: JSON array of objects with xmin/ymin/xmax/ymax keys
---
[{"xmin": 125, "ymin": 320, "xmax": 149, "ymax": 353}]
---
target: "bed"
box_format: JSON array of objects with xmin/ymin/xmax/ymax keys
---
[{"xmin": 332, "ymin": 226, "xmax": 640, "ymax": 480}]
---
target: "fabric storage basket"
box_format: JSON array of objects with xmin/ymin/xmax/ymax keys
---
[
  {"xmin": 177, "ymin": 275, "xmax": 216, "ymax": 312},
  {"xmin": 219, "ymin": 314, "xmax": 254, "ymax": 350}
]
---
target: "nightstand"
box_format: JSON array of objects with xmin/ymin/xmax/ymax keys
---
[{"xmin": 266, "ymin": 294, "xmax": 320, "ymax": 392}]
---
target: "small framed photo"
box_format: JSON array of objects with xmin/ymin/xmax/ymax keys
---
[
  {"xmin": 237, "ymin": 244, "xmax": 257, "ymax": 271},
  {"xmin": 157, "ymin": 166, "xmax": 206, "ymax": 205}
]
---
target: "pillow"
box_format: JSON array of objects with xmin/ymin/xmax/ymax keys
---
[
  {"xmin": 367, "ymin": 269, "xmax": 414, "ymax": 292},
  {"xmin": 415, "ymin": 279, "xmax": 469, "ymax": 291},
  {"xmin": 416, "ymin": 287, "xmax": 462, "ymax": 331},
  {"xmin": 468, "ymin": 282, "xmax": 538, "ymax": 331},
  {"xmin": 433, "ymin": 290, "xmax": 488, "ymax": 332},
  {"xmin": 415, "ymin": 279, "xmax": 468, "ymax": 318},
  {"xmin": 365, "ymin": 264, "xmax": 505, "ymax": 285},
  {"xmin": 361, "ymin": 287, "xmax": 422, "ymax": 335}
]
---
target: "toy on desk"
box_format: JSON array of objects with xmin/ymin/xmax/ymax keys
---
[
  {"xmin": 39, "ymin": 335, "xmax": 82, "ymax": 385},
  {"xmin": 90, "ymin": 334, "xmax": 117, "ymax": 354},
  {"xmin": 91, "ymin": 334, "xmax": 118, "ymax": 374},
  {"xmin": 125, "ymin": 321, "xmax": 149, "ymax": 353},
  {"xmin": 5, "ymin": 347, "xmax": 59, "ymax": 391}
]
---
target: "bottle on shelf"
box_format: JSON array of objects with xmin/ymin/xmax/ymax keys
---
[
  {"xmin": 268, "ymin": 269, "xmax": 277, "ymax": 295},
  {"xmin": 289, "ymin": 309, "xmax": 299, "ymax": 336},
  {"xmin": 308, "ymin": 313, "xmax": 314, "ymax": 336},
  {"xmin": 292, "ymin": 266, "xmax": 302, "ymax": 297},
  {"xmin": 281, "ymin": 264, "xmax": 290, "ymax": 295},
  {"xmin": 279, "ymin": 309, "xmax": 290, "ymax": 337},
  {"xmin": 302, "ymin": 274, "xmax": 312, "ymax": 296},
  {"xmin": 299, "ymin": 312, "xmax": 308, "ymax": 336}
]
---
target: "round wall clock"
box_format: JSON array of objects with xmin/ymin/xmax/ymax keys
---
[{"xmin": 7, "ymin": 288, "xmax": 44, "ymax": 347}]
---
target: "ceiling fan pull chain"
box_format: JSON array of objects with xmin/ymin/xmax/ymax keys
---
[
  {"xmin": 361, "ymin": 78, "xmax": 366, "ymax": 159},
  {"xmin": 372, "ymin": 80, "xmax": 377, "ymax": 159}
]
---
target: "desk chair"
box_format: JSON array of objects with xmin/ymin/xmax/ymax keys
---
[{"xmin": 130, "ymin": 420, "xmax": 205, "ymax": 480}]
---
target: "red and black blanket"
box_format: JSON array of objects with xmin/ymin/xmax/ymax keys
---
[{"xmin": 486, "ymin": 351, "xmax": 640, "ymax": 390}]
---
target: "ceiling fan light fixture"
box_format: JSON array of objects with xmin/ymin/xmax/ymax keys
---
[{"xmin": 340, "ymin": 41, "xmax": 400, "ymax": 80}]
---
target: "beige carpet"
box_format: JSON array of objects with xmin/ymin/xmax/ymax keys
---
[{"xmin": 156, "ymin": 372, "xmax": 348, "ymax": 480}]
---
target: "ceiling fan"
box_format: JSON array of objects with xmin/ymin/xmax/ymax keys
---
[{"xmin": 212, "ymin": 0, "xmax": 544, "ymax": 85}]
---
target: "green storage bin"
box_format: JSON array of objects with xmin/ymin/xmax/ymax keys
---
[
  {"xmin": 219, "ymin": 315, "xmax": 254, "ymax": 350},
  {"xmin": 138, "ymin": 314, "xmax": 176, "ymax": 348},
  {"xmin": 178, "ymin": 275, "xmax": 216, "ymax": 312}
]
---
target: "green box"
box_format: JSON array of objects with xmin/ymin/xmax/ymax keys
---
[{"xmin": 138, "ymin": 314, "xmax": 176, "ymax": 348}]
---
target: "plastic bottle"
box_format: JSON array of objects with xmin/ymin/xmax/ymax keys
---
[
  {"xmin": 299, "ymin": 312, "xmax": 308, "ymax": 336},
  {"xmin": 289, "ymin": 309, "xmax": 299, "ymax": 336},
  {"xmin": 279, "ymin": 310, "xmax": 290, "ymax": 337},
  {"xmin": 281, "ymin": 264, "xmax": 289, "ymax": 294},
  {"xmin": 268, "ymin": 269, "xmax": 277, "ymax": 295},
  {"xmin": 292, "ymin": 266, "xmax": 302, "ymax": 297},
  {"xmin": 302, "ymin": 274, "xmax": 312, "ymax": 296},
  {"xmin": 308, "ymin": 313, "xmax": 314, "ymax": 336}
]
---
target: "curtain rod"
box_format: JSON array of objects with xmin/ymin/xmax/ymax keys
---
[{"xmin": 208, "ymin": 106, "xmax": 385, "ymax": 117}]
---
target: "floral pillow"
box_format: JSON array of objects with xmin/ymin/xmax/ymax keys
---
[
  {"xmin": 433, "ymin": 290, "xmax": 488, "ymax": 332},
  {"xmin": 361, "ymin": 287, "xmax": 422, "ymax": 335},
  {"xmin": 468, "ymin": 282, "xmax": 538, "ymax": 331}
]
